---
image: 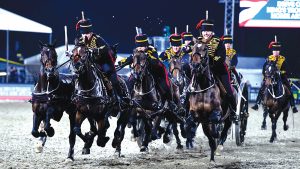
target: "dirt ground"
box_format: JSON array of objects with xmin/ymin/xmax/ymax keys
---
[{"xmin": 0, "ymin": 102, "xmax": 299, "ymax": 169}]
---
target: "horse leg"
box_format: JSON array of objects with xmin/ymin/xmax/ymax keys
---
[
  {"xmin": 96, "ymin": 117, "xmax": 110, "ymax": 147},
  {"xmin": 82, "ymin": 118, "xmax": 97, "ymax": 155},
  {"xmin": 73, "ymin": 111, "xmax": 88, "ymax": 143},
  {"xmin": 31, "ymin": 113, "xmax": 44, "ymax": 138},
  {"xmin": 44, "ymin": 107, "xmax": 55, "ymax": 137},
  {"xmin": 261, "ymin": 106, "xmax": 268, "ymax": 130},
  {"xmin": 172, "ymin": 122, "xmax": 183, "ymax": 149},
  {"xmin": 151, "ymin": 115, "xmax": 162, "ymax": 140},
  {"xmin": 215, "ymin": 117, "xmax": 232, "ymax": 156},
  {"xmin": 179, "ymin": 121, "xmax": 186, "ymax": 138},
  {"xmin": 140, "ymin": 119, "xmax": 152, "ymax": 152},
  {"xmin": 269, "ymin": 113, "xmax": 278, "ymax": 143},
  {"xmin": 32, "ymin": 113, "xmax": 47, "ymax": 153},
  {"xmin": 163, "ymin": 122, "xmax": 172, "ymax": 144},
  {"xmin": 112, "ymin": 110, "xmax": 129, "ymax": 157},
  {"xmin": 67, "ymin": 111, "xmax": 76, "ymax": 160},
  {"xmin": 202, "ymin": 124, "xmax": 217, "ymax": 162},
  {"xmin": 185, "ymin": 113, "xmax": 195, "ymax": 149},
  {"xmin": 283, "ymin": 109, "xmax": 289, "ymax": 131},
  {"xmin": 130, "ymin": 113, "xmax": 139, "ymax": 141}
]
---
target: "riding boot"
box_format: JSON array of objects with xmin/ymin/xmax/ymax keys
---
[
  {"xmin": 227, "ymin": 94, "xmax": 238, "ymax": 122},
  {"xmin": 288, "ymin": 89, "xmax": 298, "ymax": 113},
  {"xmin": 251, "ymin": 84, "xmax": 265, "ymax": 111},
  {"xmin": 220, "ymin": 74, "xmax": 237, "ymax": 121}
]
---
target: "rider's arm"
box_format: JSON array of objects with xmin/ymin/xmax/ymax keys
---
[
  {"xmin": 214, "ymin": 39, "xmax": 226, "ymax": 63},
  {"xmin": 231, "ymin": 52, "xmax": 238, "ymax": 67},
  {"xmin": 118, "ymin": 55, "xmax": 133, "ymax": 66},
  {"xmin": 159, "ymin": 52, "xmax": 167, "ymax": 62}
]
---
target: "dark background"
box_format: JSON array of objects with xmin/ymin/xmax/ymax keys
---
[{"xmin": 0, "ymin": 0, "xmax": 299, "ymax": 77}]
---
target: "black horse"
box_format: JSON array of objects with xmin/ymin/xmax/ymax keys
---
[
  {"xmin": 130, "ymin": 51, "xmax": 167, "ymax": 152},
  {"xmin": 262, "ymin": 61, "xmax": 290, "ymax": 142},
  {"xmin": 31, "ymin": 41, "xmax": 78, "ymax": 160},
  {"xmin": 71, "ymin": 45, "xmax": 130, "ymax": 157},
  {"xmin": 185, "ymin": 43, "xmax": 234, "ymax": 161}
]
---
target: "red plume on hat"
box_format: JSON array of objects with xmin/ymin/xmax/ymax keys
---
[
  {"xmin": 196, "ymin": 19, "xmax": 205, "ymax": 30},
  {"xmin": 220, "ymin": 35, "xmax": 225, "ymax": 40},
  {"xmin": 181, "ymin": 32, "xmax": 186, "ymax": 38},
  {"xmin": 76, "ymin": 19, "xmax": 83, "ymax": 31},
  {"xmin": 268, "ymin": 41, "xmax": 276, "ymax": 49}
]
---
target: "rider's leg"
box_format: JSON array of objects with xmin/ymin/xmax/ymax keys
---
[
  {"xmin": 251, "ymin": 82, "xmax": 265, "ymax": 111},
  {"xmin": 231, "ymin": 67, "xmax": 241, "ymax": 84},
  {"xmin": 102, "ymin": 63, "xmax": 130, "ymax": 106},
  {"xmin": 216, "ymin": 63, "xmax": 237, "ymax": 121},
  {"xmin": 148, "ymin": 59, "xmax": 180, "ymax": 113},
  {"xmin": 282, "ymin": 76, "xmax": 298, "ymax": 113}
]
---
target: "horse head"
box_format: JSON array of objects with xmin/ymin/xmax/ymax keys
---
[
  {"xmin": 169, "ymin": 55, "xmax": 185, "ymax": 87},
  {"xmin": 189, "ymin": 43, "xmax": 214, "ymax": 90},
  {"xmin": 71, "ymin": 44, "xmax": 92, "ymax": 76},
  {"xmin": 264, "ymin": 61, "xmax": 279, "ymax": 83},
  {"xmin": 263, "ymin": 61, "xmax": 284, "ymax": 98},
  {"xmin": 39, "ymin": 41, "xmax": 58, "ymax": 80},
  {"xmin": 132, "ymin": 50, "xmax": 148, "ymax": 82}
]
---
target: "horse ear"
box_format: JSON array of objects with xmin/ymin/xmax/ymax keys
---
[
  {"xmin": 111, "ymin": 43, "xmax": 119, "ymax": 53},
  {"xmin": 38, "ymin": 40, "xmax": 44, "ymax": 49},
  {"xmin": 52, "ymin": 39, "xmax": 57, "ymax": 47}
]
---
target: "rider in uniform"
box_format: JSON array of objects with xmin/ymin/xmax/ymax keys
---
[
  {"xmin": 251, "ymin": 39, "xmax": 298, "ymax": 113},
  {"xmin": 118, "ymin": 32, "xmax": 179, "ymax": 112},
  {"xmin": 75, "ymin": 18, "xmax": 130, "ymax": 105},
  {"xmin": 195, "ymin": 16, "xmax": 237, "ymax": 120},
  {"xmin": 181, "ymin": 25, "xmax": 194, "ymax": 55},
  {"xmin": 159, "ymin": 33, "xmax": 185, "ymax": 62},
  {"xmin": 222, "ymin": 34, "xmax": 241, "ymax": 84}
]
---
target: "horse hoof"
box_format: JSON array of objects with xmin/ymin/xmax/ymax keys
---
[
  {"xmin": 46, "ymin": 127, "xmax": 55, "ymax": 137},
  {"xmin": 35, "ymin": 141, "xmax": 43, "ymax": 153},
  {"xmin": 114, "ymin": 150, "xmax": 121, "ymax": 157},
  {"xmin": 66, "ymin": 157, "xmax": 74, "ymax": 162},
  {"xmin": 140, "ymin": 146, "xmax": 148, "ymax": 152},
  {"xmin": 97, "ymin": 137, "xmax": 110, "ymax": 147},
  {"xmin": 163, "ymin": 135, "xmax": 171, "ymax": 144},
  {"xmin": 82, "ymin": 148, "xmax": 90, "ymax": 155},
  {"xmin": 284, "ymin": 125, "xmax": 289, "ymax": 131},
  {"xmin": 64, "ymin": 158, "xmax": 74, "ymax": 163},
  {"xmin": 261, "ymin": 125, "xmax": 267, "ymax": 130},
  {"xmin": 151, "ymin": 132, "xmax": 160, "ymax": 141},
  {"xmin": 112, "ymin": 138, "xmax": 118, "ymax": 148},
  {"xmin": 31, "ymin": 130, "xmax": 40, "ymax": 138},
  {"xmin": 176, "ymin": 144, "xmax": 183, "ymax": 149}
]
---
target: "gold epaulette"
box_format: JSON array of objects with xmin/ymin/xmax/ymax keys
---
[
  {"xmin": 120, "ymin": 58, "xmax": 127, "ymax": 63},
  {"xmin": 146, "ymin": 46, "xmax": 157, "ymax": 60},
  {"xmin": 268, "ymin": 55, "xmax": 286, "ymax": 70},
  {"xmin": 226, "ymin": 48, "xmax": 236, "ymax": 59}
]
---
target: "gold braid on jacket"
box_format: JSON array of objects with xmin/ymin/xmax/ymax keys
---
[
  {"xmin": 226, "ymin": 48, "xmax": 236, "ymax": 60},
  {"xmin": 267, "ymin": 55, "xmax": 286, "ymax": 74}
]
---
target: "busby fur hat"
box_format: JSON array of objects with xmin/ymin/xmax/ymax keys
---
[
  {"xmin": 268, "ymin": 41, "xmax": 281, "ymax": 51},
  {"xmin": 169, "ymin": 34, "xmax": 182, "ymax": 46},
  {"xmin": 196, "ymin": 19, "xmax": 214, "ymax": 31},
  {"xmin": 181, "ymin": 32, "xmax": 193, "ymax": 41},
  {"xmin": 135, "ymin": 34, "xmax": 149, "ymax": 47},
  {"xmin": 268, "ymin": 35, "xmax": 281, "ymax": 51},
  {"xmin": 222, "ymin": 34, "xmax": 233, "ymax": 44},
  {"xmin": 76, "ymin": 19, "xmax": 93, "ymax": 34}
]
